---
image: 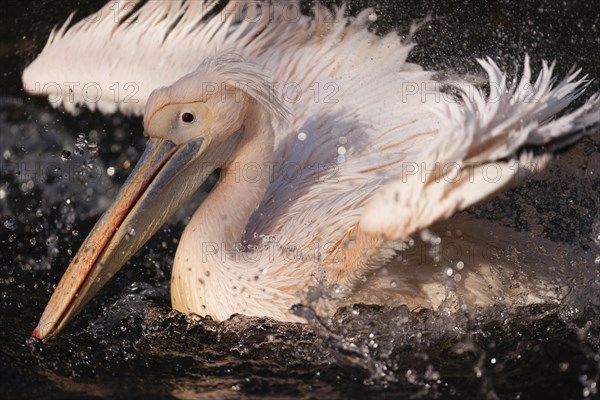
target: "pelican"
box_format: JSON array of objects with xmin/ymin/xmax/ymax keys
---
[{"xmin": 24, "ymin": 0, "xmax": 599, "ymax": 340}]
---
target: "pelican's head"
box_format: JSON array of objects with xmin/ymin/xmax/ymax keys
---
[
  {"xmin": 143, "ymin": 53, "xmax": 286, "ymax": 143},
  {"xmin": 32, "ymin": 54, "xmax": 285, "ymax": 340}
]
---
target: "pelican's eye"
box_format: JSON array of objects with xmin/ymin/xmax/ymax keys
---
[{"xmin": 181, "ymin": 112, "xmax": 195, "ymax": 123}]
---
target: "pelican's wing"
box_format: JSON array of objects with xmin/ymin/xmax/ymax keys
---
[
  {"xmin": 360, "ymin": 58, "xmax": 600, "ymax": 240},
  {"xmin": 21, "ymin": 0, "xmax": 313, "ymax": 115}
]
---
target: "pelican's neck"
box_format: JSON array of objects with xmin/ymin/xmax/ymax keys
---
[
  {"xmin": 171, "ymin": 104, "xmax": 286, "ymax": 319},
  {"xmin": 193, "ymin": 105, "xmax": 274, "ymax": 248}
]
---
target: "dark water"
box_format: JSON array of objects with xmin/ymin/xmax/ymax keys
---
[{"xmin": 1, "ymin": 0, "xmax": 600, "ymax": 399}]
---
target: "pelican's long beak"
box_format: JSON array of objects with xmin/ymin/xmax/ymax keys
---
[{"xmin": 33, "ymin": 131, "xmax": 242, "ymax": 340}]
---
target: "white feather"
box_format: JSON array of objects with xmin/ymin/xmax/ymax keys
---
[{"xmin": 360, "ymin": 57, "xmax": 600, "ymax": 240}]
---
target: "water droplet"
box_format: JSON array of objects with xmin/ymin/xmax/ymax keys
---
[
  {"xmin": 75, "ymin": 133, "xmax": 87, "ymax": 156},
  {"xmin": 3, "ymin": 218, "xmax": 15, "ymax": 230},
  {"xmin": 60, "ymin": 150, "xmax": 72, "ymax": 161},
  {"xmin": 405, "ymin": 369, "xmax": 418, "ymax": 383}
]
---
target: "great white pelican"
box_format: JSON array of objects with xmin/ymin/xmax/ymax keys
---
[{"xmin": 22, "ymin": 0, "xmax": 600, "ymax": 340}]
